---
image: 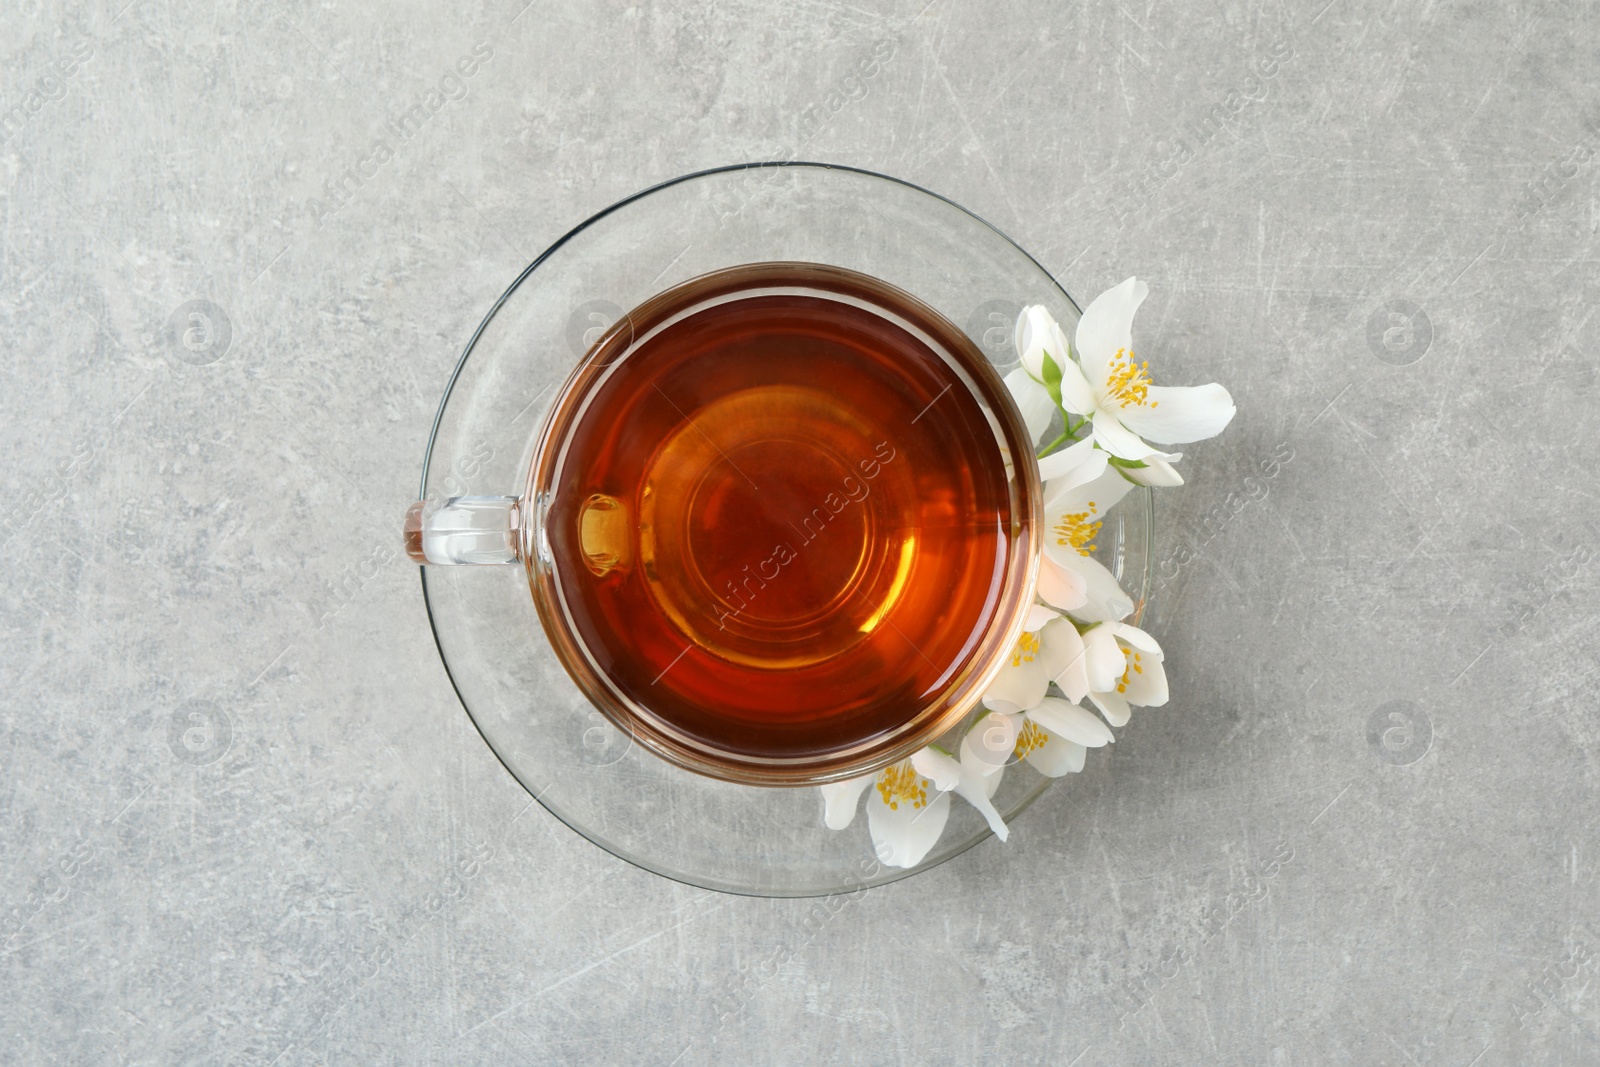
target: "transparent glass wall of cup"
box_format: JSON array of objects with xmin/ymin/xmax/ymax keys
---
[{"xmin": 406, "ymin": 165, "xmax": 1151, "ymax": 896}]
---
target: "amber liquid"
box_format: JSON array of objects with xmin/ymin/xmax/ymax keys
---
[{"xmin": 542, "ymin": 265, "xmax": 1017, "ymax": 764}]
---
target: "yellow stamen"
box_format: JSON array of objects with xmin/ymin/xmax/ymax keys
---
[
  {"xmin": 1105, "ymin": 348, "xmax": 1157, "ymax": 408},
  {"xmin": 1116, "ymin": 646, "xmax": 1144, "ymax": 693},
  {"xmin": 875, "ymin": 761, "xmax": 927, "ymax": 811},
  {"xmin": 1011, "ymin": 631, "xmax": 1041, "ymax": 667},
  {"xmin": 1054, "ymin": 511, "xmax": 1101, "ymax": 557},
  {"xmin": 1014, "ymin": 720, "xmax": 1048, "ymax": 759}
]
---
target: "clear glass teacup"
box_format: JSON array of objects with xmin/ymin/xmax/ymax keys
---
[{"xmin": 407, "ymin": 257, "xmax": 1042, "ymax": 785}]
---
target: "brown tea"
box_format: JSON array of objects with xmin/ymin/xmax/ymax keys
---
[{"xmin": 538, "ymin": 264, "xmax": 1022, "ymax": 767}]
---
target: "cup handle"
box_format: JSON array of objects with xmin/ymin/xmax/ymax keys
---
[{"xmin": 404, "ymin": 496, "xmax": 522, "ymax": 565}]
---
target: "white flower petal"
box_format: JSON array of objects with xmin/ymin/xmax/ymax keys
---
[
  {"xmin": 1043, "ymin": 621, "xmax": 1090, "ymax": 702},
  {"xmin": 1046, "ymin": 318, "xmax": 1074, "ymax": 370},
  {"xmin": 1091, "ymin": 412, "xmax": 1164, "ymax": 461},
  {"xmin": 1109, "ymin": 621, "xmax": 1163, "ymax": 657},
  {"xmin": 1055, "ymin": 352, "xmax": 1097, "ymax": 416},
  {"xmin": 1121, "ymin": 649, "xmax": 1169, "ymax": 708},
  {"xmin": 1089, "ymin": 688, "xmax": 1131, "ymax": 728},
  {"xmin": 1037, "ymin": 617, "xmax": 1081, "ymax": 678},
  {"xmin": 1039, "ymin": 440, "xmax": 1109, "ymax": 497},
  {"xmin": 1047, "ymin": 554, "xmax": 1133, "ymax": 623},
  {"xmin": 1120, "ymin": 454, "xmax": 1184, "ymax": 487},
  {"xmin": 1038, "ymin": 532, "xmax": 1085, "ymax": 570},
  {"xmin": 867, "ymin": 782, "xmax": 951, "ymax": 869},
  {"xmin": 1045, "ymin": 461, "xmax": 1137, "ymax": 522},
  {"xmin": 1003, "ymin": 368, "xmax": 1056, "ymax": 446},
  {"xmin": 1016, "ymin": 305, "xmax": 1091, "ymax": 414},
  {"xmin": 820, "ymin": 774, "xmax": 873, "ymax": 830},
  {"xmin": 961, "ymin": 711, "xmax": 1020, "ymax": 777},
  {"xmin": 1036, "ymin": 437, "xmax": 1102, "ymax": 483},
  {"xmin": 1116, "ymin": 383, "xmax": 1237, "ymax": 445},
  {"xmin": 954, "ymin": 758, "xmax": 1011, "ymax": 841},
  {"xmin": 1014, "ymin": 305, "xmax": 1055, "ymax": 381},
  {"xmin": 1024, "ymin": 731, "xmax": 1087, "ymax": 777},
  {"xmin": 1036, "ymin": 553, "xmax": 1087, "ymax": 612},
  {"xmin": 1083, "ymin": 625, "xmax": 1126, "ymax": 694},
  {"xmin": 910, "ymin": 747, "xmax": 962, "ymax": 792},
  {"xmin": 1027, "ymin": 697, "xmax": 1115, "ymax": 747},
  {"xmin": 1022, "ymin": 602, "xmax": 1061, "ymax": 632},
  {"xmin": 1075, "ymin": 277, "xmax": 1148, "ymax": 386},
  {"xmin": 981, "ymin": 657, "xmax": 1047, "ymax": 715}
]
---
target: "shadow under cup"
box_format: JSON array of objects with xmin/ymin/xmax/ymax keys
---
[{"xmin": 522, "ymin": 263, "xmax": 1042, "ymax": 785}]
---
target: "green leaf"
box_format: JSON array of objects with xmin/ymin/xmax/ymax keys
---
[{"xmin": 1038, "ymin": 348, "xmax": 1065, "ymax": 409}]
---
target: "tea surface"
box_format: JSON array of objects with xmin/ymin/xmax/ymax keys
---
[{"xmin": 544, "ymin": 273, "xmax": 1016, "ymax": 761}]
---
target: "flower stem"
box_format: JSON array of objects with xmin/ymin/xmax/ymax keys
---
[
  {"xmin": 1036, "ymin": 430, "xmax": 1072, "ymax": 456},
  {"xmin": 1035, "ymin": 417, "xmax": 1087, "ymax": 458}
]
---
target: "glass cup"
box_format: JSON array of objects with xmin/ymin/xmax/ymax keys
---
[{"xmin": 406, "ymin": 259, "xmax": 1042, "ymax": 785}]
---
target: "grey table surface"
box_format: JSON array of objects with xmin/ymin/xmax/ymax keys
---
[{"xmin": 4, "ymin": 0, "xmax": 1598, "ymax": 1064}]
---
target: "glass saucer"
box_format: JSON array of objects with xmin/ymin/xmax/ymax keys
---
[{"xmin": 419, "ymin": 163, "xmax": 1152, "ymax": 897}]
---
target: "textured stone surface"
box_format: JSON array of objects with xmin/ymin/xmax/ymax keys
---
[{"xmin": 3, "ymin": 1, "xmax": 1599, "ymax": 1063}]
